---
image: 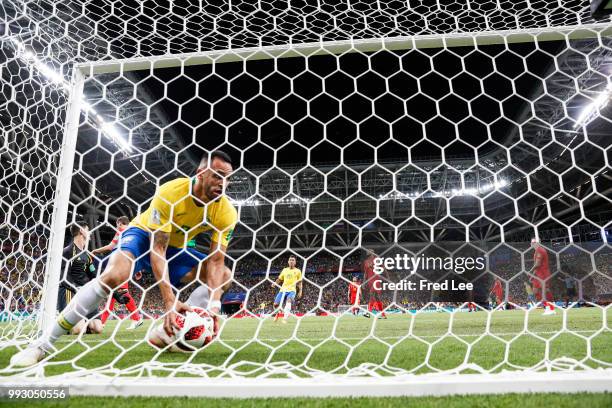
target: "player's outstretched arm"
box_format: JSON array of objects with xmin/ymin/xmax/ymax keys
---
[
  {"xmin": 150, "ymin": 230, "xmax": 191, "ymax": 335},
  {"xmin": 273, "ymin": 274, "xmax": 283, "ymax": 289},
  {"xmin": 297, "ymin": 279, "xmax": 303, "ymax": 299}
]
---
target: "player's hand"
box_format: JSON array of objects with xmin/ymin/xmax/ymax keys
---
[
  {"xmin": 164, "ymin": 300, "xmax": 192, "ymax": 336},
  {"xmin": 211, "ymin": 314, "xmax": 220, "ymax": 338},
  {"xmin": 206, "ymin": 300, "xmax": 222, "ymax": 338}
]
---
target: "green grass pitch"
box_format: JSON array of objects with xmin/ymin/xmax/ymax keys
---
[
  {"xmin": 3, "ymin": 393, "xmax": 612, "ymax": 408},
  {"xmin": 0, "ymin": 308, "xmax": 611, "ymax": 405},
  {"xmin": 1, "ymin": 307, "xmax": 610, "ymax": 378}
]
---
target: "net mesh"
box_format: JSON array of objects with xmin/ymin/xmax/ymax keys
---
[{"xmin": 1, "ymin": 0, "xmax": 611, "ymax": 385}]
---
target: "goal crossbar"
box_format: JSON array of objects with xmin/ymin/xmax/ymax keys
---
[{"xmin": 79, "ymin": 23, "xmax": 612, "ymax": 75}]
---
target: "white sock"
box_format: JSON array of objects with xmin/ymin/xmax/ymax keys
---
[
  {"xmin": 187, "ymin": 285, "xmax": 211, "ymax": 309},
  {"xmin": 283, "ymin": 301, "xmax": 292, "ymax": 318},
  {"xmin": 39, "ymin": 280, "xmax": 107, "ymax": 351}
]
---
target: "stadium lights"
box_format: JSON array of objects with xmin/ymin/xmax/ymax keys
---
[
  {"xmin": 573, "ymin": 84, "xmax": 612, "ymax": 128},
  {"xmin": 232, "ymin": 197, "xmax": 319, "ymax": 207},
  {"xmin": 11, "ymin": 38, "xmax": 68, "ymax": 88},
  {"xmin": 10, "ymin": 38, "xmax": 133, "ymax": 154},
  {"xmin": 376, "ymin": 180, "xmax": 507, "ymax": 200},
  {"xmin": 100, "ymin": 122, "xmax": 133, "ymax": 153},
  {"xmin": 232, "ymin": 198, "xmax": 261, "ymax": 207}
]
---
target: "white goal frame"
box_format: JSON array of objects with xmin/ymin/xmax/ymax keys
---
[{"xmin": 11, "ymin": 23, "xmax": 612, "ymax": 397}]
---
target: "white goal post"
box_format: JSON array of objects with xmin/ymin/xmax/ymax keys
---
[{"xmin": 1, "ymin": 0, "xmax": 612, "ymax": 398}]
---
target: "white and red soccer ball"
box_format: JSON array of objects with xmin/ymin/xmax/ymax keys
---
[{"xmin": 148, "ymin": 307, "xmax": 215, "ymax": 352}]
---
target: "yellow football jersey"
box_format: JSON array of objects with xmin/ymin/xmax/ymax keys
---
[
  {"xmin": 130, "ymin": 177, "xmax": 237, "ymax": 248},
  {"xmin": 279, "ymin": 267, "xmax": 302, "ymax": 292}
]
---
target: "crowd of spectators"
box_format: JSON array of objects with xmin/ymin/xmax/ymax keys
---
[
  {"xmin": 0, "ymin": 253, "xmax": 44, "ymax": 315},
  {"xmin": 1, "ymin": 246, "xmax": 610, "ymax": 317},
  {"xmin": 99, "ymin": 249, "xmax": 612, "ymax": 317}
]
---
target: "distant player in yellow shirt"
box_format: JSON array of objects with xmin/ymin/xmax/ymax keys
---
[
  {"xmin": 11, "ymin": 151, "xmax": 237, "ymax": 367},
  {"xmin": 524, "ymin": 280, "xmax": 536, "ymax": 309},
  {"xmin": 272, "ymin": 256, "xmax": 303, "ymax": 323}
]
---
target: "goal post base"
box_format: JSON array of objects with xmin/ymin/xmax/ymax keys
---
[{"xmin": 4, "ymin": 370, "xmax": 612, "ymax": 398}]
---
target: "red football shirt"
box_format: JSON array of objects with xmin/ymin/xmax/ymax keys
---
[
  {"xmin": 349, "ymin": 282, "xmax": 360, "ymax": 300},
  {"xmin": 492, "ymin": 280, "xmax": 503, "ymax": 298},
  {"xmin": 533, "ymin": 246, "xmax": 550, "ymax": 278},
  {"xmin": 363, "ymin": 255, "xmax": 381, "ymax": 292},
  {"xmin": 111, "ymin": 225, "xmax": 128, "ymax": 247}
]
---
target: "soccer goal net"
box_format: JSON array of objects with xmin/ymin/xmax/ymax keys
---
[{"xmin": 1, "ymin": 0, "xmax": 611, "ymax": 398}]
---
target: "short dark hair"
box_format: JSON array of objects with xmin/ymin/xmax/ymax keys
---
[
  {"xmin": 288, "ymin": 255, "xmax": 296, "ymax": 260},
  {"xmin": 116, "ymin": 216, "xmax": 129, "ymax": 226},
  {"xmin": 70, "ymin": 221, "xmax": 88, "ymax": 238},
  {"xmin": 199, "ymin": 150, "xmax": 233, "ymax": 168}
]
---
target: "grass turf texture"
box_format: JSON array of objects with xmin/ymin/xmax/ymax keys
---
[
  {"xmin": 3, "ymin": 393, "xmax": 612, "ymax": 408},
  {"xmin": 1, "ymin": 307, "xmax": 611, "ymax": 377}
]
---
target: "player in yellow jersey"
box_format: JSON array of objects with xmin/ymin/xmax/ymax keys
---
[
  {"xmin": 272, "ymin": 256, "xmax": 303, "ymax": 323},
  {"xmin": 11, "ymin": 151, "xmax": 237, "ymax": 367}
]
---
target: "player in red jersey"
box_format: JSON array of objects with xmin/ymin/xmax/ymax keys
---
[
  {"xmin": 528, "ymin": 238, "xmax": 555, "ymax": 315},
  {"xmin": 363, "ymin": 253, "xmax": 387, "ymax": 319},
  {"xmin": 93, "ymin": 216, "xmax": 143, "ymax": 329},
  {"xmin": 467, "ymin": 288, "xmax": 477, "ymax": 312},
  {"xmin": 489, "ymin": 277, "xmax": 504, "ymax": 310},
  {"xmin": 348, "ymin": 276, "xmax": 361, "ymax": 315}
]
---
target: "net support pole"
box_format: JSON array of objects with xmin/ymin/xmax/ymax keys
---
[{"xmin": 39, "ymin": 70, "xmax": 85, "ymax": 335}]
